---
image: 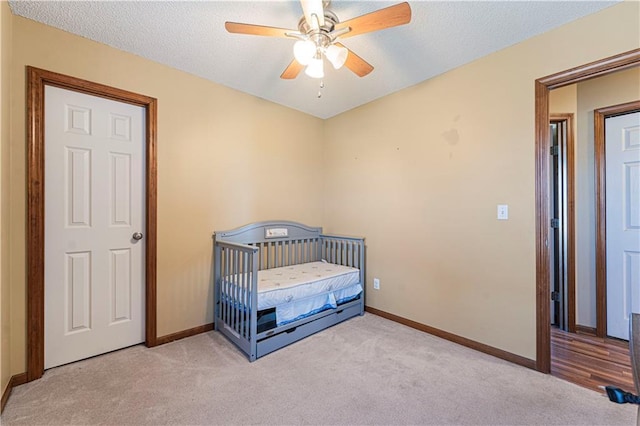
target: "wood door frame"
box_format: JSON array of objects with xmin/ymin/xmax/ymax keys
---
[
  {"xmin": 549, "ymin": 113, "xmax": 576, "ymax": 333},
  {"xmin": 535, "ymin": 48, "xmax": 640, "ymax": 373},
  {"xmin": 594, "ymin": 100, "xmax": 640, "ymax": 338},
  {"xmin": 26, "ymin": 66, "xmax": 158, "ymax": 381}
]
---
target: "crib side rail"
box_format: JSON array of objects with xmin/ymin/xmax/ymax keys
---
[
  {"xmin": 320, "ymin": 234, "xmax": 365, "ymax": 286},
  {"xmin": 214, "ymin": 240, "xmax": 259, "ymax": 360}
]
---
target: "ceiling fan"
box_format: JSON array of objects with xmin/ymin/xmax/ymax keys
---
[{"xmin": 225, "ymin": 1, "xmax": 412, "ymax": 80}]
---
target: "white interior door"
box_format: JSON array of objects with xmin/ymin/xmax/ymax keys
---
[
  {"xmin": 44, "ymin": 85, "xmax": 146, "ymax": 369},
  {"xmin": 606, "ymin": 111, "xmax": 640, "ymax": 340}
]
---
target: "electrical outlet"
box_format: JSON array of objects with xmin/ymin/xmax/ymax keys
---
[{"xmin": 373, "ymin": 278, "xmax": 380, "ymax": 290}]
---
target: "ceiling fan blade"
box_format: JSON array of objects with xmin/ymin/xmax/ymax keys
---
[
  {"xmin": 300, "ymin": 0, "xmax": 324, "ymax": 29},
  {"xmin": 225, "ymin": 22, "xmax": 293, "ymax": 38},
  {"xmin": 281, "ymin": 59, "xmax": 305, "ymax": 79},
  {"xmin": 335, "ymin": 43, "xmax": 374, "ymax": 77},
  {"xmin": 335, "ymin": 2, "xmax": 411, "ymax": 39}
]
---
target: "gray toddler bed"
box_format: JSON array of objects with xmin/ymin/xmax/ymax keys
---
[{"xmin": 213, "ymin": 221, "xmax": 365, "ymax": 361}]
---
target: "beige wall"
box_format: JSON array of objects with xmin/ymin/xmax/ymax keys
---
[
  {"xmin": 550, "ymin": 85, "xmax": 577, "ymax": 116},
  {"xmin": 574, "ymin": 68, "xmax": 640, "ymax": 327},
  {"xmin": 1, "ymin": 0, "xmax": 13, "ymax": 396},
  {"xmin": 323, "ymin": 1, "xmax": 640, "ymax": 359},
  {"xmin": 8, "ymin": 15, "xmax": 324, "ymax": 374}
]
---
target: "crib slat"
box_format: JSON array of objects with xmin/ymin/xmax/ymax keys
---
[
  {"xmin": 323, "ymin": 239, "xmax": 327, "ymax": 261},
  {"xmin": 315, "ymin": 239, "xmax": 318, "ymax": 261},
  {"xmin": 227, "ymin": 249, "xmax": 232, "ymax": 331},
  {"xmin": 242, "ymin": 251, "xmax": 248, "ymax": 338},
  {"xmin": 285, "ymin": 241, "xmax": 291, "ymax": 266},
  {"xmin": 232, "ymin": 249, "xmax": 237, "ymax": 332},
  {"xmin": 228, "ymin": 248, "xmax": 233, "ymax": 325},
  {"xmin": 266, "ymin": 242, "xmax": 270, "ymax": 269},
  {"xmin": 250, "ymin": 249, "xmax": 259, "ymax": 360},
  {"xmin": 236, "ymin": 248, "xmax": 240, "ymax": 332},
  {"xmin": 280, "ymin": 241, "xmax": 284, "ymax": 267},
  {"xmin": 224, "ymin": 249, "xmax": 230, "ymax": 325},
  {"xmin": 220, "ymin": 249, "xmax": 225, "ymax": 325},
  {"xmin": 234, "ymin": 249, "xmax": 240, "ymax": 333}
]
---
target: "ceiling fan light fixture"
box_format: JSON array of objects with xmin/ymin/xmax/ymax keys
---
[
  {"xmin": 293, "ymin": 40, "xmax": 316, "ymax": 65},
  {"xmin": 325, "ymin": 44, "xmax": 348, "ymax": 69},
  {"xmin": 305, "ymin": 57, "xmax": 324, "ymax": 79}
]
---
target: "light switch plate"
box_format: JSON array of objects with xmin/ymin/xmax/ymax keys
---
[{"xmin": 497, "ymin": 204, "xmax": 509, "ymax": 220}]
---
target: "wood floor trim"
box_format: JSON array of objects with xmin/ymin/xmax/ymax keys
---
[
  {"xmin": 155, "ymin": 323, "xmax": 214, "ymax": 346},
  {"xmin": 365, "ymin": 307, "xmax": 536, "ymax": 370},
  {"xmin": 1, "ymin": 373, "xmax": 28, "ymax": 413}
]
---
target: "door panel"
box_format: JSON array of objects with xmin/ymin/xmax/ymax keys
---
[
  {"xmin": 45, "ymin": 86, "xmax": 146, "ymax": 368},
  {"xmin": 606, "ymin": 111, "xmax": 640, "ymax": 340},
  {"xmin": 66, "ymin": 251, "xmax": 92, "ymax": 333}
]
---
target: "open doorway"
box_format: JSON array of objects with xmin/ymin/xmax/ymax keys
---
[
  {"xmin": 547, "ymin": 71, "xmax": 639, "ymax": 342},
  {"xmin": 548, "ymin": 114, "xmax": 575, "ymax": 333},
  {"xmin": 545, "ymin": 64, "xmax": 639, "ymax": 391},
  {"xmin": 534, "ymin": 48, "xmax": 640, "ymax": 376}
]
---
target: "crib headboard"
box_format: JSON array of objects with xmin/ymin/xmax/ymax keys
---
[
  {"xmin": 214, "ymin": 220, "xmax": 364, "ymax": 272},
  {"xmin": 214, "ymin": 220, "xmax": 322, "ymax": 244},
  {"xmin": 214, "ymin": 221, "xmax": 323, "ymax": 270}
]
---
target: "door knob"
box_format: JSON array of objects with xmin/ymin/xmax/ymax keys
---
[{"xmin": 132, "ymin": 232, "xmax": 144, "ymax": 241}]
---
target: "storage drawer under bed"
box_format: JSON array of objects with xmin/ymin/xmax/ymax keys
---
[{"xmin": 256, "ymin": 302, "xmax": 361, "ymax": 358}]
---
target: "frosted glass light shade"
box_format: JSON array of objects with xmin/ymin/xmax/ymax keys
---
[
  {"xmin": 293, "ymin": 40, "xmax": 316, "ymax": 66},
  {"xmin": 325, "ymin": 44, "xmax": 348, "ymax": 69},
  {"xmin": 305, "ymin": 57, "xmax": 324, "ymax": 78}
]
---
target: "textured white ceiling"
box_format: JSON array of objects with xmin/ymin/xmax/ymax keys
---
[{"xmin": 9, "ymin": 0, "xmax": 620, "ymax": 119}]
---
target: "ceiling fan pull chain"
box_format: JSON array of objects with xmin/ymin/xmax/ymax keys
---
[{"xmin": 317, "ymin": 80, "xmax": 324, "ymax": 98}]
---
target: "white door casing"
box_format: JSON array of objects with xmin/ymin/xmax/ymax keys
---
[
  {"xmin": 44, "ymin": 86, "xmax": 146, "ymax": 368},
  {"xmin": 606, "ymin": 111, "xmax": 640, "ymax": 340}
]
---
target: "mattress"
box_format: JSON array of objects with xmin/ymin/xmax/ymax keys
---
[
  {"xmin": 258, "ymin": 261, "xmax": 359, "ymax": 309},
  {"xmin": 222, "ymin": 261, "xmax": 361, "ymax": 326}
]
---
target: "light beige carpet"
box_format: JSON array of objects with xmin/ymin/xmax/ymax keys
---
[{"xmin": 2, "ymin": 313, "xmax": 636, "ymax": 425}]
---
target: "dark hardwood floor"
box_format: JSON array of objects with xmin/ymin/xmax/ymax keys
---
[{"xmin": 551, "ymin": 327, "xmax": 635, "ymax": 393}]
